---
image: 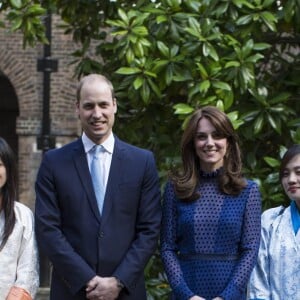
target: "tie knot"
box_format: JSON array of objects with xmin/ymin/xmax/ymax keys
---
[{"xmin": 93, "ymin": 144, "xmax": 104, "ymax": 157}]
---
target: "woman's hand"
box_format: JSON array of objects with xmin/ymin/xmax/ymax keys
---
[
  {"xmin": 189, "ymin": 296, "xmax": 206, "ymax": 300},
  {"xmin": 212, "ymin": 297, "xmax": 223, "ymax": 300}
]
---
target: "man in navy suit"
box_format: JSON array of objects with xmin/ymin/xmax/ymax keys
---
[{"xmin": 35, "ymin": 74, "xmax": 162, "ymax": 299}]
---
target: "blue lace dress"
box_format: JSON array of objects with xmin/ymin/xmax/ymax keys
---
[{"xmin": 160, "ymin": 170, "xmax": 261, "ymax": 300}]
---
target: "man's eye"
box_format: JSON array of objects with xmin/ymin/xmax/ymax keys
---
[{"xmin": 83, "ymin": 104, "xmax": 93, "ymax": 109}]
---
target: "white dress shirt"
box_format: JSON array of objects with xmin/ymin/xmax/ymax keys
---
[{"xmin": 82, "ymin": 132, "xmax": 115, "ymax": 189}]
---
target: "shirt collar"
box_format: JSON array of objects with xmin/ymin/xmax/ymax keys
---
[
  {"xmin": 82, "ymin": 132, "xmax": 115, "ymax": 154},
  {"xmin": 290, "ymin": 200, "xmax": 300, "ymax": 235}
]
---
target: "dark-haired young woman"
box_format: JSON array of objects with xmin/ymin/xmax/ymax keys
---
[
  {"xmin": 249, "ymin": 144, "xmax": 300, "ymax": 300},
  {"xmin": 160, "ymin": 106, "xmax": 261, "ymax": 300},
  {"xmin": 0, "ymin": 137, "xmax": 39, "ymax": 299}
]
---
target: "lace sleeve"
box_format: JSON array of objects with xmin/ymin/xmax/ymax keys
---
[
  {"xmin": 220, "ymin": 180, "xmax": 262, "ymax": 299},
  {"xmin": 160, "ymin": 181, "xmax": 194, "ymax": 300}
]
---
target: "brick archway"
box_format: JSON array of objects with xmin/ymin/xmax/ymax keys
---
[{"xmin": 0, "ymin": 71, "xmax": 19, "ymax": 155}]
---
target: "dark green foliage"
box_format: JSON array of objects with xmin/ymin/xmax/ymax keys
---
[{"xmin": 2, "ymin": 0, "xmax": 300, "ymax": 298}]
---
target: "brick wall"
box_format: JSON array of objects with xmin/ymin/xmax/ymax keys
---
[{"xmin": 0, "ymin": 14, "xmax": 82, "ymax": 209}]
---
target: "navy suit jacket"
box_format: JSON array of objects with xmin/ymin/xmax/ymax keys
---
[{"xmin": 35, "ymin": 136, "xmax": 162, "ymax": 299}]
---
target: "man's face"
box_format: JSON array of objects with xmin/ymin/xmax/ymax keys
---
[{"xmin": 76, "ymin": 79, "xmax": 117, "ymax": 144}]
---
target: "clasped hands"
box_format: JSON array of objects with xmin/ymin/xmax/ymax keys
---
[{"xmin": 86, "ymin": 276, "xmax": 122, "ymax": 300}]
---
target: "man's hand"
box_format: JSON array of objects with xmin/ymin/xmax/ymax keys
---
[
  {"xmin": 86, "ymin": 276, "xmax": 121, "ymax": 300},
  {"xmin": 189, "ymin": 296, "xmax": 206, "ymax": 300}
]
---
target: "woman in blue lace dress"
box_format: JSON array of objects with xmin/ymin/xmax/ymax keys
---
[{"xmin": 160, "ymin": 106, "xmax": 261, "ymax": 300}]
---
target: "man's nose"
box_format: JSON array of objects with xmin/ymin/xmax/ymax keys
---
[{"xmin": 93, "ymin": 106, "xmax": 103, "ymax": 118}]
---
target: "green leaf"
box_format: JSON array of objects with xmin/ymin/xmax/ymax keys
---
[
  {"xmin": 126, "ymin": 48, "xmax": 135, "ymax": 64},
  {"xmin": 240, "ymin": 110, "xmax": 260, "ymax": 121},
  {"xmin": 287, "ymin": 118, "xmax": 300, "ymax": 127},
  {"xmin": 132, "ymin": 26, "xmax": 148, "ymax": 36},
  {"xmin": 116, "ymin": 67, "xmax": 141, "ymax": 75},
  {"xmin": 236, "ymin": 15, "xmax": 252, "ymax": 25},
  {"xmin": 263, "ymin": 156, "xmax": 280, "ymax": 167},
  {"xmin": 157, "ymin": 41, "xmax": 169, "ymax": 57},
  {"xmin": 118, "ymin": 8, "xmax": 129, "ymax": 24},
  {"xmin": 199, "ymin": 80, "xmax": 210, "ymax": 93},
  {"xmin": 133, "ymin": 76, "xmax": 143, "ymax": 89},
  {"xmin": 254, "ymin": 114, "xmax": 264, "ymax": 134},
  {"xmin": 141, "ymin": 82, "xmax": 150, "ymax": 104},
  {"xmin": 269, "ymin": 92, "xmax": 291, "ymax": 104},
  {"xmin": 156, "ymin": 15, "xmax": 168, "ymax": 23},
  {"xmin": 147, "ymin": 78, "xmax": 162, "ymax": 98},
  {"xmin": 242, "ymin": 39, "xmax": 254, "ymax": 57},
  {"xmin": 260, "ymin": 11, "xmax": 277, "ymax": 31},
  {"xmin": 267, "ymin": 113, "xmax": 281, "ymax": 134},
  {"xmin": 253, "ymin": 43, "xmax": 271, "ymax": 50},
  {"xmin": 227, "ymin": 111, "xmax": 239, "ymax": 121},
  {"xmin": 173, "ymin": 103, "xmax": 194, "ymax": 115},
  {"xmin": 25, "ymin": 5, "xmax": 46, "ymax": 17},
  {"xmin": 203, "ymin": 43, "xmax": 219, "ymax": 61},
  {"xmin": 246, "ymin": 54, "xmax": 264, "ymax": 63},
  {"xmin": 291, "ymin": 128, "xmax": 300, "ymax": 143},
  {"xmin": 196, "ymin": 63, "xmax": 208, "ymax": 78},
  {"xmin": 9, "ymin": 0, "xmax": 22, "ymax": 9},
  {"xmin": 223, "ymin": 91, "xmax": 234, "ymax": 110},
  {"xmin": 212, "ymin": 81, "xmax": 231, "ymax": 91},
  {"xmin": 225, "ymin": 61, "xmax": 240, "ymax": 68},
  {"xmin": 10, "ymin": 17, "xmax": 23, "ymax": 31}
]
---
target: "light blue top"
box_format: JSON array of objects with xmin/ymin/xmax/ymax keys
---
[
  {"xmin": 249, "ymin": 204, "xmax": 300, "ymax": 300},
  {"xmin": 0, "ymin": 202, "xmax": 39, "ymax": 299}
]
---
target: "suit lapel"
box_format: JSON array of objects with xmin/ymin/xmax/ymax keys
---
[
  {"xmin": 101, "ymin": 137, "xmax": 125, "ymax": 225},
  {"xmin": 72, "ymin": 139, "xmax": 101, "ymax": 223}
]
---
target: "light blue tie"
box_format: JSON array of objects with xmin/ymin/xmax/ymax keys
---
[{"xmin": 91, "ymin": 145, "xmax": 105, "ymax": 214}]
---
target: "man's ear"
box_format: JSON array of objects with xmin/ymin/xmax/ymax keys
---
[
  {"xmin": 75, "ymin": 101, "xmax": 80, "ymax": 117},
  {"xmin": 113, "ymin": 98, "xmax": 117, "ymax": 113}
]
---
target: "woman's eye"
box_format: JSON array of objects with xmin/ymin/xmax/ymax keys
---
[
  {"xmin": 196, "ymin": 135, "xmax": 206, "ymax": 140},
  {"xmin": 212, "ymin": 133, "xmax": 225, "ymax": 139}
]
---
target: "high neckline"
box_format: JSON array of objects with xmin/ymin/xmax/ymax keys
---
[{"xmin": 199, "ymin": 168, "xmax": 222, "ymax": 178}]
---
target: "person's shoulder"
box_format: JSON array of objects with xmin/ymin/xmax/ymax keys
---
[
  {"xmin": 116, "ymin": 137, "xmax": 152, "ymax": 155},
  {"xmin": 44, "ymin": 138, "xmax": 81, "ymax": 157},
  {"xmin": 243, "ymin": 178, "xmax": 260, "ymax": 193},
  {"xmin": 245, "ymin": 178, "xmax": 258, "ymax": 187},
  {"xmin": 262, "ymin": 206, "xmax": 285, "ymax": 218},
  {"xmin": 14, "ymin": 202, "xmax": 35, "ymax": 238},
  {"xmin": 261, "ymin": 205, "xmax": 285, "ymax": 227},
  {"xmin": 14, "ymin": 201, "xmax": 34, "ymax": 222}
]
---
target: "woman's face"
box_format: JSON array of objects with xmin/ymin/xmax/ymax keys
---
[
  {"xmin": 194, "ymin": 117, "xmax": 228, "ymax": 172},
  {"xmin": 281, "ymin": 153, "xmax": 300, "ymax": 204},
  {"xmin": 0, "ymin": 158, "xmax": 7, "ymax": 193}
]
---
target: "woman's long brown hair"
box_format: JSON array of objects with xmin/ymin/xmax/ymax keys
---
[
  {"xmin": 0, "ymin": 137, "xmax": 17, "ymax": 251},
  {"xmin": 171, "ymin": 106, "xmax": 246, "ymax": 201}
]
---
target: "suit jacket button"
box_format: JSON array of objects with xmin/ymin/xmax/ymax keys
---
[{"xmin": 99, "ymin": 231, "xmax": 104, "ymax": 238}]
